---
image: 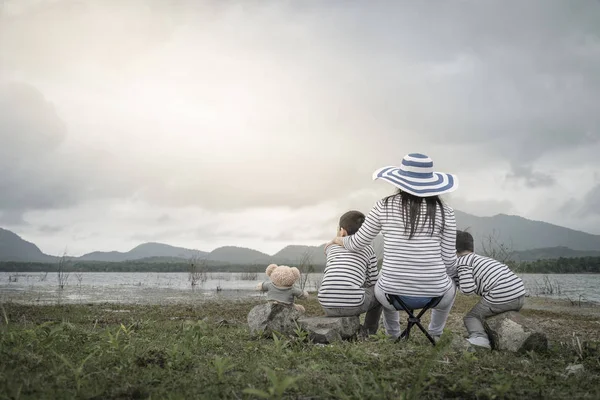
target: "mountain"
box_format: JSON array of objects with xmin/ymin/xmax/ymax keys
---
[
  {"xmin": 78, "ymin": 243, "xmax": 208, "ymax": 262},
  {"xmin": 208, "ymin": 246, "xmax": 272, "ymax": 265},
  {"xmin": 2, "ymin": 209, "xmax": 600, "ymax": 264},
  {"xmin": 79, "ymin": 244, "xmax": 271, "ymax": 265},
  {"xmin": 454, "ymin": 211, "xmax": 600, "ymax": 252},
  {"xmin": 272, "ymin": 238, "xmax": 385, "ymax": 266},
  {"xmin": 0, "ymin": 228, "xmax": 56, "ymax": 262},
  {"xmin": 272, "ymin": 244, "xmax": 327, "ymax": 265}
]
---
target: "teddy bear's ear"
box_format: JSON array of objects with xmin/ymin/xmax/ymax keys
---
[
  {"xmin": 266, "ymin": 264, "xmax": 278, "ymax": 276},
  {"xmin": 291, "ymin": 267, "xmax": 301, "ymax": 279}
]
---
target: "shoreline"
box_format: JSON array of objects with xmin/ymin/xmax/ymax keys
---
[
  {"xmin": 522, "ymin": 296, "xmax": 600, "ymax": 317},
  {"xmin": 1, "ymin": 287, "xmax": 600, "ymax": 309}
]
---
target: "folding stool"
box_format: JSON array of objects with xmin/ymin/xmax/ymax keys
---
[{"xmin": 385, "ymin": 294, "xmax": 443, "ymax": 346}]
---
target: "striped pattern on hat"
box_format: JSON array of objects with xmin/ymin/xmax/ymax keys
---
[{"xmin": 372, "ymin": 153, "xmax": 458, "ymax": 197}]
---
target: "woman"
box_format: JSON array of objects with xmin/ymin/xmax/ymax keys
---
[{"xmin": 328, "ymin": 153, "xmax": 458, "ymax": 339}]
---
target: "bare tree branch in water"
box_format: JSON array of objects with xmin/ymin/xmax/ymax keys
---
[
  {"xmin": 298, "ymin": 250, "xmax": 314, "ymax": 291},
  {"xmin": 57, "ymin": 250, "xmax": 70, "ymax": 290},
  {"xmin": 188, "ymin": 252, "xmax": 208, "ymax": 287}
]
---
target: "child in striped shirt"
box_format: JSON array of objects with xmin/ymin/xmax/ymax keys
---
[
  {"xmin": 319, "ymin": 211, "xmax": 382, "ymax": 334},
  {"xmin": 455, "ymin": 230, "xmax": 527, "ymax": 349}
]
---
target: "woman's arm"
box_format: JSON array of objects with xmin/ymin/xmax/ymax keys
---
[
  {"xmin": 441, "ymin": 207, "xmax": 458, "ymax": 278},
  {"xmin": 339, "ymin": 201, "xmax": 383, "ymax": 253},
  {"xmin": 365, "ymin": 248, "xmax": 379, "ymax": 287}
]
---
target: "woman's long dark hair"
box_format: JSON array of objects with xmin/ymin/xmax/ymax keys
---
[{"xmin": 383, "ymin": 189, "xmax": 446, "ymax": 239}]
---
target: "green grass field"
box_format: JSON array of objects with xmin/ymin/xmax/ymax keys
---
[{"xmin": 1, "ymin": 295, "xmax": 599, "ymax": 399}]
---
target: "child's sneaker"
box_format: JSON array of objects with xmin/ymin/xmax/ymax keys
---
[{"xmin": 467, "ymin": 336, "xmax": 491, "ymax": 349}]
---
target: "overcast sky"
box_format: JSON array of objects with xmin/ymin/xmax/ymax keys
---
[{"xmin": 1, "ymin": 0, "xmax": 599, "ymax": 256}]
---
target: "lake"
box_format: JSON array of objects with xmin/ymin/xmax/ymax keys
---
[{"xmin": 1, "ymin": 272, "xmax": 599, "ymax": 305}]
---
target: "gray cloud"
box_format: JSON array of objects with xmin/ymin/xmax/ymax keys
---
[
  {"xmin": 506, "ymin": 165, "xmax": 556, "ymax": 188},
  {"xmin": 0, "ymin": 82, "xmax": 78, "ymax": 215},
  {"xmin": 447, "ymin": 197, "xmax": 515, "ymax": 217},
  {"xmin": 156, "ymin": 214, "xmax": 171, "ymax": 224},
  {"xmin": 120, "ymin": 0, "xmax": 599, "ymax": 208},
  {"xmin": 0, "ymin": 82, "xmax": 137, "ymax": 219},
  {"xmin": 312, "ymin": 1, "xmax": 600, "ymax": 177},
  {"xmin": 1, "ymin": 0, "xmax": 600, "ymax": 251},
  {"xmin": 577, "ymin": 184, "xmax": 600, "ymax": 217},
  {"xmin": 37, "ymin": 225, "xmax": 65, "ymax": 234},
  {"xmin": 0, "ymin": 211, "xmax": 27, "ymax": 225},
  {"xmin": 0, "ymin": 0, "xmax": 181, "ymax": 77}
]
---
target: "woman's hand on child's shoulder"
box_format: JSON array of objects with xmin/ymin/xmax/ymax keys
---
[{"xmin": 324, "ymin": 237, "xmax": 343, "ymax": 254}]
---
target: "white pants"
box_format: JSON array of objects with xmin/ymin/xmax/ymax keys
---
[{"xmin": 374, "ymin": 282, "xmax": 457, "ymax": 338}]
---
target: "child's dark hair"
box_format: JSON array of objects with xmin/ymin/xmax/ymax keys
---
[
  {"xmin": 339, "ymin": 210, "xmax": 366, "ymax": 235},
  {"xmin": 456, "ymin": 230, "xmax": 474, "ymax": 253}
]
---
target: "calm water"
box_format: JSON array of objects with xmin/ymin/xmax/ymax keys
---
[{"xmin": 0, "ymin": 272, "xmax": 599, "ymax": 305}]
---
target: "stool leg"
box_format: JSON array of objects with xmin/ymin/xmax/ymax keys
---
[{"xmin": 414, "ymin": 321, "xmax": 437, "ymax": 346}]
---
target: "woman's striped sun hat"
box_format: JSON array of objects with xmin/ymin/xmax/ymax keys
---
[{"xmin": 372, "ymin": 153, "xmax": 458, "ymax": 197}]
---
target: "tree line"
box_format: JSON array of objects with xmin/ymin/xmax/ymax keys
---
[
  {"xmin": 511, "ymin": 256, "xmax": 600, "ymax": 274},
  {"xmin": 2, "ymin": 251, "xmax": 600, "ymax": 274},
  {"xmin": 0, "ymin": 260, "xmax": 328, "ymax": 273}
]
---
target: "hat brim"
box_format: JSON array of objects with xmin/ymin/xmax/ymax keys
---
[{"xmin": 372, "ymin": 166, "xmax": 458, "ymax": 197}]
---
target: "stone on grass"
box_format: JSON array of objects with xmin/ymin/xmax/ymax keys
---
[
  {"xmin": 565, "ymin": 364, "xmax": 585, "ymax": 375},
  {"xmin": 484, "ymin": 311, "xmax": 548, "ymax": 353},
  {"xmin": 450, "ymin": 334, "xmax": 474, "ymax": 352},
  {"xmin": 247, "ymin": 302, "xmax": 302, "ymax": 337},
  {"xmin": 297, "ymin": 316, "xmax": 360, "ymax": 344}
]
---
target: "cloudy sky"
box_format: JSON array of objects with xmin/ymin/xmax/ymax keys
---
[{"xmin": 1, "ymin": 0, "xmax": 599, "ymax": 256}]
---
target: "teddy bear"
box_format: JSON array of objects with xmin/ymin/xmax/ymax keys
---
[{"xmin": 256, "ymin": 263, "xmax": 309, "ymax": 313}]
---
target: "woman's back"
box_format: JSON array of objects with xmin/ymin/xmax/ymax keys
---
[
  {"xmin": 379, "ymin": 196, "xmax": 456, "ymax": 296},
  {"xmin": 344, "ymin": 194, "xmax": 457, "ymax": 297}
]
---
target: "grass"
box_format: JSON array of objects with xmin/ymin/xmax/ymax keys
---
[{"xmin": 0, "ymin": 295, "xmax": 599, "ymax": 399}]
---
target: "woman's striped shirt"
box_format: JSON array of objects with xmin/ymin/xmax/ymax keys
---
[
  {"xmin": 342, "ymin": 197, "xmax": 457, "ymax": 297},
  {"xmin": 456, "ymin": 253, "xmax": 526, "ymax": 304},
  {"xmin": 318, "ymin": 244, "xmax": 379, "ymax": 308}
]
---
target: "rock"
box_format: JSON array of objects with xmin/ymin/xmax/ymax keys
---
[
  {"xmin": 484, "ymin": 311, "xmax": 548, "ymax": 353},
  {"xmin": 297, "ymin": 316, "xmax": 360, "ymax": 344},
  {"xmin": 450, "ymin": 334, "xmax": 475, "ymax": 352},
  {"xmin": 565, "ymin": 364, "xmax": 585, "ymax": 375},
  {"xmin": 247, "ymin": 302, "xmax": 302, "ymax": 337}
]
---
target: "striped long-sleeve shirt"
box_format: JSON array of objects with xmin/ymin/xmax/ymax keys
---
[
  {"xmin": 456, "ymin": 253, "xmax": 526, "ymax": 304},
  {"xmin": 318, "ymin": 244, "xmax": 379, "ymax": 308},
  {"xmin": 342, "ymin": 197, "xmax": 457, "ymax": 297}
]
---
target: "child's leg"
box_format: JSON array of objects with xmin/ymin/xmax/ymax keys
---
[
  {"xmin": 465, "ymin": 296, "xmax": 526, "ymax": 340},
  {"xmin": 463, "ymin": 299, "xmax": 495, "ymax": 340},
  {"xmin": 323, "ymin": 306, "xmax": 360, "ymax": 317},
  {"xmin": 428, "ymin": 282, "xmax": 457, "ymax": 336},
  {"xmin": 361, "ymin": 286, "xmax": 383, "ymax": 334}
]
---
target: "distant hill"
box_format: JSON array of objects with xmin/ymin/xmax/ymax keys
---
[
  {"xmin": 79, "ymin": 244, "xmax": 273, "ymax": 265},
  {"xmin": 273, "ymin": 244, "xmax": 327, "ymax": 265},
  {"xmin": 454, "ymin": 211, "xmax": 600, "ymax": 252},
  {"xmin": 1, "ymin": 209, "xmax": 600, "ymax": 264},
  {"xmin": 78, "ymin": 242, "xmax": 208, "ymax": 262},
  {"xmin": 0, "ymin": 228, "xmax": 55, "ymax": 262},
  {"xmin": 208, "ymin": 246, "xmax": 272, "ymax": 265},
  {"xmin": 272, "ymin": 237, "xmax": 385, "ymax": 266}
]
